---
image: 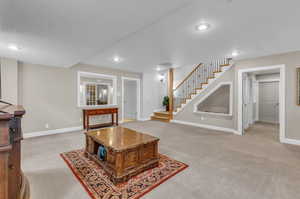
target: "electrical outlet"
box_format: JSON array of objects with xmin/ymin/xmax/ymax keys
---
[
  {"xmin": 201, "ymin": 116, "xmax": 205, "ymax": 121},
  {"xmin": 45, "ymin": 123, "xmax": 49, "ymax": 129}
]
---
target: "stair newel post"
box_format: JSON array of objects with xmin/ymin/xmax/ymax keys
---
[{"xmin": 168, "ymin": 68, "xmax": 174, "ymax": 120}]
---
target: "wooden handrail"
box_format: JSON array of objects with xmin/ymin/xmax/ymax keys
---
[
  {"xmin": 173, "ymin": 58, "xmax": 232, "ymax": 91},
  {"xmin": 174, "ymin": 63, "xmax": 203, "ymax": 90}
]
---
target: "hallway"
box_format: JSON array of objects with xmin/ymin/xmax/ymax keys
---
[{"xmin": 245, "ymin": 122, "xmax": 279, "ymax": 142}]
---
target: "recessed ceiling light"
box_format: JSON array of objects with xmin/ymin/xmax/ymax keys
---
[
  {"xmin": 196, "ymin": 23, "xmax": 210, "ymax": 31},
  {"xmin": 8, "ymin": 44, "xmax": 21, "ymax": 51},
  {"xmin": 156, "ymin": 67, "xmax": 161, "ymax": 71},
  {"xmin": 113, "ymin": 56, "xmax": 121, "ymax": 63},
  {"xmin": 231, "ymin": 51, "xmax": 240, "ymax": 57}
]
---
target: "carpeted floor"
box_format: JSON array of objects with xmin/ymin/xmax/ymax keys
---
[
  {"xmin": 22, "ymin": 121, "xmax": 300, "ymax": 199},
  {"xmin": 61, "ymin": 150, "xmax": 188, "ymax": 199}
]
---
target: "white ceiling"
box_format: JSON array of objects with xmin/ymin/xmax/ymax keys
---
[{"xmin": 1, "ymin": 0, "xmax": 300, "ymax": 72}]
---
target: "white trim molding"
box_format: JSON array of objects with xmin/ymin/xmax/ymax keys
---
[
  {"xmin": 121, "ymin": 76, "xmax": 141, "ymax": 121},
  {"xmin": 24, "ymin": 126, "xmax": 83, "ymax": 139},
  {"xmin": 171, "ymin": 120, "xmax": 239, "ymax": 134},
  {"xmin": 281, "ymin": 138, "xmax": 300, "ymax": 146},
  {"xmin": 237, "ymin": 64, "xmax": 286, "ymax": 143},
  {"xmin": 193, "ymin": 81, "xmax": 233, "ymax": 116},
  {"xmin": 257, "ymin": 79, "xmax": 280, "ymax": 83}
]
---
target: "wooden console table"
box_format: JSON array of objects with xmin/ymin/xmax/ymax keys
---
[{"xmin": 83, "ymin": 108, "xmax": 118, "ymax": 130}]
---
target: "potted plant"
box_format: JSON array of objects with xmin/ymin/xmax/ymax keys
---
[{"xmin": 162, "ymin": 96, "xmax": 169, "ymax": 112}]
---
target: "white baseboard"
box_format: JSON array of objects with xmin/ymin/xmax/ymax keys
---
[
  {"xmin": 24, "ymin": 126, "xmax": 83, "ymax": 139},
  {"xmin": 281, "ymin": 138, "xmax": 300, "ymax": 146},
  {"xmin": 170, "ymin": 120, "xmax": 239, "ymax": 134}
]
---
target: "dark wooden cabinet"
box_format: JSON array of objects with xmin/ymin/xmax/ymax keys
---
[{"xmin": 0, "ymin": 101, "xmax": 30, "ymax": 199}]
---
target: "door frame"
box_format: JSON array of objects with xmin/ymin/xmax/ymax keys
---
[
  {"xmin": 237, "ymin": 64, "xmax": 286, "ymax": 142},
  {"xmin": 121, "ymin": 77, "xmax": 141, "ymax": 122}
]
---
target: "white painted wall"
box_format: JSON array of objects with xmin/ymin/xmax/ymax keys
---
[
  {"xmin": 0, "ymin": 58, "xmax": 18, "ymax": 104},
  {"xmin": 173, "ymin": 64, "xmax": 195, "ymax": 88},
  {"xmin": 141, "ymin": 71, "xmax": 167, "ymax": 119}
]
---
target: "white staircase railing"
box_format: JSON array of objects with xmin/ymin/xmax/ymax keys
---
[{"xmin": 173, "ymin": 58, "xmax": 232, "ymax": 112}]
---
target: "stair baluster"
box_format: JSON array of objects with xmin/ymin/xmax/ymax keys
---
[{"xmin": 173, "ymin": 58, "xmax": 232, "ymax": 112}]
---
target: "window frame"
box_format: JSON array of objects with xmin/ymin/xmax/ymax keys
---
[{"xmin": 77, "ymin": 71, "xmax": 117, "ymax": 108}]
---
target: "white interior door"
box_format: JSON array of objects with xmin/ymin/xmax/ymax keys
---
[
  {"xmin": 258, "ymin": 81, "xmax": 279, "ymax": 123},
  {"xmin": 243, "ymin": 74, "xmax": 256, "ymax": 131},
  {"xmin": 123, "ymin": 80, "xmax": 138, "ymax": 120},
  {"xmin": 242, "ymin": 74, "xmax": 250, "ymax": 130}
]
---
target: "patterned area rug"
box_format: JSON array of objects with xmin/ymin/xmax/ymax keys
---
[{"xmin": 61, "ymin": 150, "xmax": 188, "ymax": 199}]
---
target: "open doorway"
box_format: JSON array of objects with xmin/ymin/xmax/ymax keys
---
[
  {"xmin": 238, "ymin": 65, "xmax": 286, "ymax": 142},
  {"xmin": 121, "ymin": 77, "xmax": 141, "ymax": 123}
]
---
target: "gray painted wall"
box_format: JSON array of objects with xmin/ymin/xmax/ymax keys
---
[
  {"xmin": 0, "ymin": 58, "xmax": 18, "ymax": 104},
  {"xmin": 3, "ymin": 50, "xmax": 300, "ymax": 140},
  {"xmin": 174, "ymin": 51, "xmax": 300, "ymax": 140},
  {"xmin": 197, "ymin": 84, "xmax": 230, "ymax": 114},
  {"xmin": 17, "ymin": 62, "xmax": 141, "ymax": 133},
  {"xmin": 234, "ymin": 51, "xmax": 300, "ymax": 140}
]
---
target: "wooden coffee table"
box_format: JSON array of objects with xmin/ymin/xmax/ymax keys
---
[{"xmin": 85, "ymin": 126, "xmax": 159, "ymax": 184}]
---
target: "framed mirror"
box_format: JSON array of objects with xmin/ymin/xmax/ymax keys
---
[{"xmin": 297, "ymin": 68, "xmax": 300, "ymax": 105}]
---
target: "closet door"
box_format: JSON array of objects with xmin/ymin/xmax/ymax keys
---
[{"xmin": 259, "ymin": 81, "xmax": 279, "ymax": 123}]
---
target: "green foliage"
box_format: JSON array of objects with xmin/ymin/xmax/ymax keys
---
[{"xmin": 162, "ymin": 96, "xmax": 169, "ymax": 107}]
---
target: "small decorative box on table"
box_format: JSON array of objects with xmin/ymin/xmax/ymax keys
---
[{"xmin": 85, "ymin": 126, "xmax": 159, "ymax": 184}]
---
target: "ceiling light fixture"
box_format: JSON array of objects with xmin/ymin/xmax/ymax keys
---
[
  {"xmin": 196, "ymin": 23, "xmax": 210, "ymax": 31},
  {"xmin": 231, "ymin": 51, "xmax": 240, "ymax": 57},
  {"xmin": 113, "ymin": 56, "xmax": 121, "ymax": 63},
  {"xmin": 8, "ymin": 44, "xmax": 21, "ymax": 51},
  {"xmin": 156, "ymin": 67, "xmax": 161, "ymax": 71}
]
